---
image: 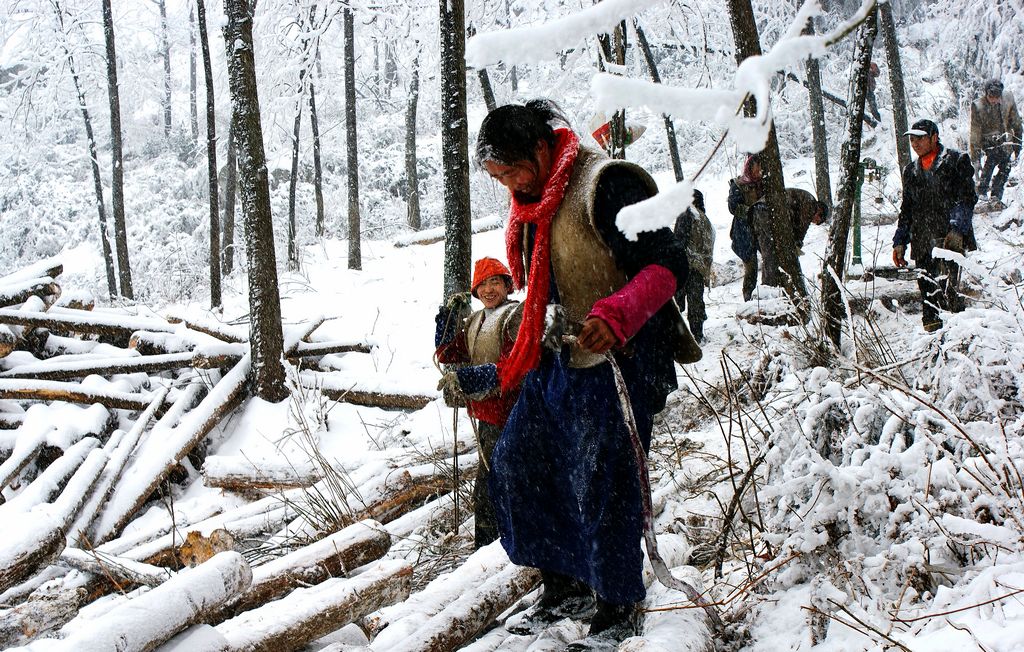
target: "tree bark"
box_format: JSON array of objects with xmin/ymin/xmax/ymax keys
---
[
  {"xmin": 0, "ymin": 306, "xmax": 175, "ymax": 341},
  {"xmin": 189, "ymin": 3, "xmax": 199, "ymax": 146},
  {"xmin": 55, "ymin": 5, "xmax": 117, "ymax": 300},
  {"xmin": 440, "ymin": 0, "xmax": 471, "ymax": 299},
  {"xmin": 101, "ymin": 0, "xmax": 134, "ymax": 299},
  {"xmin": 223, "ymin": 119, "xmax": 237, "ymax": 275},
  {"xmin": 821, "ymin": 8, "xmax": 878, "ymax": 347},
  {"xmin": 804, "ymin": 20, "xmax": 832, "ymax": 210},
  {"xmin": 287, "ymin": 75, "xmax": 304, "ymax": 272},
  {"xmin": 344, "ymin": 7, "xmax": 361, "ymax": 270},
  {"xmin": 158, "ymin": 0, "xmax": 172, "ymax": 139},
  {"xmin": 0, "ymin": 379, "xmax": 154, "ymax": 412},
  {"xmin": 0, "ymin": 278, "xmax": 61, "ymax": 308},
  {"xmin": 879, "ymin": 1, "xmax": 910, "ymax": 171},
  {"xmin": 310, "ymin": 67, "xmax": 325, "ymax": 238},
  {"xmin": 405, "ymin": 48, "xmax": 422, "ymax": 230},
  {"xmin": 726, "ymin": 0, "xmax": 807, "ymax": 304},
  {"xmin": 197, "ymin": 0, "xmax": 222, "ymax": 309},
  {"xmin": 634, "ymin": 19, "xmax": 683, "ymax": 182},
  {"xmin": 223, "ymin": 0, "xmax": 288, "ymax": 402}
]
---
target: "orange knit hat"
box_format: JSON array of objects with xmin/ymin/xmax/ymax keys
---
[{"xmin": 471, "ymin": 257, "xmax": 512, "ymax": 297}]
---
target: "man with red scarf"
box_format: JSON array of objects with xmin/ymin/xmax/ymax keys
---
[{"xmin": 473, "ymin": 100, "xmax": 690, "ymax": 647}]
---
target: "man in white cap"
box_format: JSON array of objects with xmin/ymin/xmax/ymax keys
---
[{"xmin": 892, "ymin": 119, "xmax": 977, "ymax": 332}]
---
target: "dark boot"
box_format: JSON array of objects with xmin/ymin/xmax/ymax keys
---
[
  {"xmin": 564, "ymin": 600, "xmax": 640, "ymax": 650},
  {"xmin": 506, "ymin": 571, "xmax": 596, "ymax": 635}
]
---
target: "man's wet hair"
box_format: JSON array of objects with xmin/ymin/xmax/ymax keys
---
[{"xmin": 475, "ymin": 99, "xmax": 572, "ymax": 169}]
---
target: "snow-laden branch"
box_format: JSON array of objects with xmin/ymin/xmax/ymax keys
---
[
  {"xmin": 465, "ymin": 0, "xmax": 663, "ymax": 68},
  {"xmin": 607, "ymin": 0, "xmax": 877, "ymax": 239}
]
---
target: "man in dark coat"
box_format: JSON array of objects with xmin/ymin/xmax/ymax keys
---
[
  {"xmin": 728, "ymin": 154, "xmax": 763, "ymax": 301},
  {"xmin": 969, "ymin": 78, "xmax": 1022, "ymax": 204},
  {"xmin": 674, "ymin": 190, "xmax": 713, "ymax": 342},
  {"xmin": 787, "ymin": 188, "xmax": 829, "ymax": 250},
  {"xmin": 472, "ymin": 100, "xmax": 693, "ymax": 648},
  {"xmin": 893, "ymin": 119, "xmax": 977, "ymax": 332}
]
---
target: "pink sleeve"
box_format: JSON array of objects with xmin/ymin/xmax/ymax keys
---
[{"xmin": 587, "ymin": 264, "xmax": 678, "ymax": 345}]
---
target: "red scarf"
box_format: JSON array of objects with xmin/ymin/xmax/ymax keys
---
[{"xmin": 498, "ymin": 128, "xmax": 579, "ymax": 392}]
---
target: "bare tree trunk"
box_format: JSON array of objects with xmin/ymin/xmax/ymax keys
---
[
  {"xmin": 406, "ymin": 48, "xmax": 422, "ymax": 230},
  {"xmin": 505, "ymin": 0, "xmax": 517, "ymax": 92},
  {"xmin": 726, "ymin": 0, "xmax": 806, "ymax": 303},
  {"xmin": 468, "ymin": 24, "xmax": 497, "ymax": 112},
  {"xmin": 224, "ymin": 0, "xmax": 288, "ymax": 402},
  {"xmin": 440, "ymin": 0, "xmax": 471, "ymax": 299},
  {"xmin": 804, "ymin": 19, "xmax": 832, "ymax": 209},
  {"xmin": 879, "ymin": 1, "xmax": 910, "ymax": 171},
  {"xmin": 55, "ymin": 5, "xmax": 116, "ymax": 300},
  {"xmin": 101, "ymin": 0, "xmax": 134, "ymax": 300},
  {"xmin": 158, "ymin": 0, "xmax": 172, "ymax": 139},
  {"xmin": 597, "ymin": 22, "xmax": 628, "ymax": 160},
  {"xmin": 197, "ymin": 0, "xmax": 221, "ymax": 309},
  {"xmin": 344, "ymin": 7, "xmax": 361, "ymax": 270},
  {"xmin": 189, "ymin": 3, "xmax": 199, "ymax": 147},
  {"xmin": 287, "ymin": 74, "xmax": 304, "ymax": 272},
  {"xmin": 633, "ymin": 19, "xmax": 682, "ymax": 182},
  {"xmin": 223, "ymin": 119, "xmax": 237, "ymax": 275},
  {"xmin": 821, "ymin": 7, "xmax": 878, "ymax": 347},
  {"xmin": 310, "ymin": 66, "xmax": 325, "ymax": 238}
]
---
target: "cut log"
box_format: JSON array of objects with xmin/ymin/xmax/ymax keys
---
[
  {"xmin": 0, "ymin": 411, "xmax": 24, "ymax": 429},
  {"xmin": 0, "ymin": 351, "xmax": 243, "ymax": 381},
  {"xmin": 71, "ymin": 387, "xmax": 169, "ymax": 542},
  {"xmin": 0, "ymin": 379, "xmax": 153, "ymax": 411},
  {"xmin": 381, "ymin": 563, "xmax": 541, "ymax": 652},
  {"xmin": 0, "ymin": 277, "xmax": 61, "ymax": 309},
  {"xmin": 93, "ymin": 355, "xmax": 251, "ymax": 542},
  {"xmin": 0, "ymin": 307, "xmax": 176, "ymax": 342},
  {"xmin": 618, "ymin": 567, "xmax": 714, "ymax": 652},
  {"xmin": 320, "ymin": 387, "xmax": 434, "ymax": 411},
  {"xmin": 0, "ymin": 257, "xmax": 62, "ymax": 286},
  {"xmin": 284, "ymin": 318, "xmax": 326, "ymax": 353},
  {"xmin": 156, "ymin": 624, "xmax": 230, "ymax": 652},
  {"xmin": 0, "ymin": 513, "xmax": 66, "ymax": 593},
  {"xmin": 217, "ymin": 519, "xmax": 390, "ymax": 620},
  {"xmin": 214, "ymin": 559, "xmax": 412, "ymax": 652},
  {"xmin": 354, "ymin": 460, "xmax": 475, "ymax": 525},
  {"xmin": 0, "ymin": 587, "xmax": 86, "ymax": 649},
  {"xmin": 290, "ymin": 340, "xmax": 373, "ymax": 358},
  {"xmin": 0, "ymin": 427, "xmax": 45, "ymax": 490},
  {"xmin": 0, "ymin": 325, "xmax": 14, "ymax": 359},
  {"xmin": 165, "ymin": 313, "xmax": 248, "ymax": 344},
  {"xmin": 33, "ymin": 551, "xmax": 252, "ymax": 652},
  {"xmin": 202, "ymin": 455, "xmax": 322, "ymax": 491},
  {"xmin": 394, "ymin": 215, "xmax": 503, "ymax": 248},
  {"xmin": 0, "ymin": 437, "xmax": 100, "ymax": 515},
  {"xmin": 58, "ymin": 547, "xmax": 172, "ymax": 589},
  {"xmin": 365, "ymin": 541, "xmax": 520, "ymax": 644}
]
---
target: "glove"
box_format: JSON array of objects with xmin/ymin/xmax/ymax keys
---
[
  {"xmin": 446, "ymin": 292, "xmax": 472, "ymax": 310},
  {"xmin": 434, "ymin": 305, "xmax": 460, "ymax": 347},
  {"xmin": 892, "ymin": 245, "xmax": 907, "ymax": 268},
  {"xmin": 943, "ymin": 231, "xmax": 964, "ymax": 253},
  {"xmin": 437, "ymin": 370, "xmax": 461, "ymax": 394},
  {"xmin": 448, "ymin": 363, "xmax": 500, "ymax": 399}
]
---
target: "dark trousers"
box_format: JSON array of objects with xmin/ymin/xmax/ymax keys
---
[
  {"xmin": 917, "ymin": 254, "xmax": 963, "ymax": 327},
  {"xmin": 742, "ymin": 258, "xmax": 758, "ymax": 302},
  {"xmin": 474, "ymin": 421, "xmax": 501, "ymax": 548},
  {"xmin": 979, "ymin": 146, "xmax": 1012, "ymax": 199},
  {"xmin": 675, "ymin": 272, "xmax": 707, "ymax": 341}
]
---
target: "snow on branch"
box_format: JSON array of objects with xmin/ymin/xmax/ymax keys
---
[{"xmin": 465, "ymin": 0, "xmax": 663, "ymax": 68}]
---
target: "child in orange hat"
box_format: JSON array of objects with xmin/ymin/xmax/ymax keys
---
[{"xmin": 435, "ymin": 257, "xmax": 523, "ymax": 548}]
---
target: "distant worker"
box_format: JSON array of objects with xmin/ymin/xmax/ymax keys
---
[
  {"xmin": 866, "ymin": 61, "xmax": 881, "ymax": 122},
  {"xmin": 893, "ymin": 119, "xmax": 977, "ymax": 332},
  {"xmin": 787, "ymin": 188, "xmax": 830, "ymax": 251},
  {"xmin": 969, "ymin": 78, "xmax": 1022, "ymax": 206},
  {"xmin": 674, "ymin": 190, "xmax": 713, "ymax": 343},
  {"xmin": 728, "ymin": 154, "xmax": 764, "ymax": 301}
]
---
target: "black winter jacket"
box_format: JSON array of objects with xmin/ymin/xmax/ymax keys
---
[{"xmin": 893, "ymin": 145, "xmax": 977, "ymax": 261}]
